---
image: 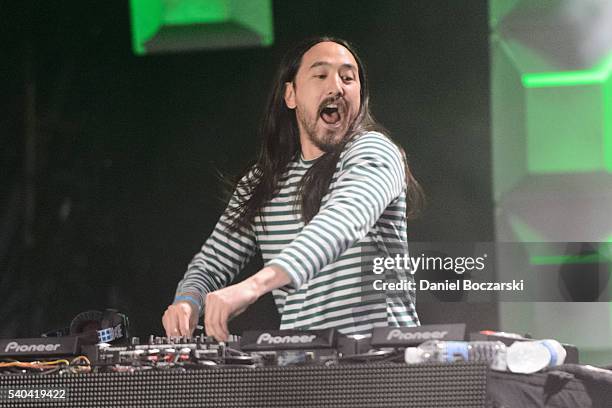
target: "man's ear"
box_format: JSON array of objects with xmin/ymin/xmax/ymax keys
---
[{"xmin": 284, "ymin": 82, "xmax": 296, "ymax": 109}]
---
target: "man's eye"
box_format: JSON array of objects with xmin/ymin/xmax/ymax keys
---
[
  {"xmin": 315, "ymin": 74, "xmax": 327, "ymax": 79},
  {"xmin": 342, "ymin": 76, "xmax": 354, "ymax": 82}
]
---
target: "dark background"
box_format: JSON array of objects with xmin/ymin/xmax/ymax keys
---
[{"xmin": 0, "ymin": 0, "xmax": 494, "ymax": 338}]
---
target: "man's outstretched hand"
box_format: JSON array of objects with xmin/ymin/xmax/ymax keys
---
[
  {"xmin": 205, "ymin": 265, "xmax": 292, "ymax": 341},
  {"xmin": 204, "ymin": 279, "xmax": 259, "ymax": 341}
]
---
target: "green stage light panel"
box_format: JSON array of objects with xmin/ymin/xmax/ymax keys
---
[
  {"xmin": 526, "ymin": 85, "xmax": 606, "ymax": 174},
  {"xmin": 130, "ymin": 0, "xmax": 274, "ymax": 55},
  {"xmin": 492, "ymin": 4, "xmax": 612, "ymax": 193},
  {"xmin": 491, "ymin": 0, "xmax": 612, "ymax": 363},
  {"xmin": 492, "ymin": 42, "xmax": 612, "ymax": 179}
]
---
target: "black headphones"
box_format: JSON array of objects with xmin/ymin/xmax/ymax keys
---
[
  {"xmin": 42, "ymin": 309, "xmax": 129, "ymax": 345},
  {"xmin": 70, "ymin": 309, "xmax": 129, "ymax": 344}
]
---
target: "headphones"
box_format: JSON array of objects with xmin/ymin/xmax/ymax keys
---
[{"xmin": 42, "ymin": 309, "xmax": 129, "ymax": 345}]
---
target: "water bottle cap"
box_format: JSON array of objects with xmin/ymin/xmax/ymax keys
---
[
  {"xmin": 538, "ymin": 339, "xmax": 566, "ymax": 366},
  {"xmin": 404, "ymin": 347, "xmax": 422, "ymax": 364}
]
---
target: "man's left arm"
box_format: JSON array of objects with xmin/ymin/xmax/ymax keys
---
[{"xmin": 268, "ymin": 133, "xmax": 405, "ymax": 288}]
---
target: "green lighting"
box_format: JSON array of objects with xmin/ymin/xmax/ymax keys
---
[
  {"xmin": 130, "ymin": 0, "xmax": 164, "ymax": 55},
  {"xmin": 604, "ymin": 78, "xmax": 612, "ymax": 172},
  {"xmin": 531, "ymin": 243, "xmax": 612, "ymax": 266},
  {"xmin": 163, "ymin": 0, "xmax": 228, "ymax": 25},
  {"xmin": 493, "ymin": 0, "xmax": 612, "ymax": 364},
  {"xmin": 522, "ymin": 54, "xmax": 612, "ymax": 88},
  {"xmin": 508, "ymin": 215, "xmax": 547, "ymax": 243},
  {"xmin": 526, "ymin": 85, "xmax": 606, "ymax": 173},
  {"xmin": 530, "ymin": 253, "xmax": 603, "ymax": 265},
  {"xmin": 129, "ymin": 0, "xmax": 274, "ymax": 55}
]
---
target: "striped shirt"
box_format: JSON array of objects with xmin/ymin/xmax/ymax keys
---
[{"xmin": 175, "ymin": 131, "xmax": 419, "ymax": 335}]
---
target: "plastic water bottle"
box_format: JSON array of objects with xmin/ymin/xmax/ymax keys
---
[
  {"xmin": 506, "ymin": 339, "xmax": 566, "ymax": 374},
  {"xmin": 404, "ymin": 340, "xmax": 507, "ymax": 371}
]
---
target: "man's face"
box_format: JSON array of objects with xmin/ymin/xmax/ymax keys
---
[{"xmin": 284, "ymin": 41, "xmax": 361, "ymax": 155}]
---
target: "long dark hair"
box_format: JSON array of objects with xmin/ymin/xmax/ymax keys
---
[{"xmin": 226, "ymin": 36, "xmax": 423, "ymax": 232}]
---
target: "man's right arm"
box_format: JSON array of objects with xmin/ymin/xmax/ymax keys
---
[
  {"xmin": 175, "ymin": 217, "xmax": 258, "ymax": 314},
  {"xmin": 162, "ymin": 180, "xmax": 258, "ymax": 336}
]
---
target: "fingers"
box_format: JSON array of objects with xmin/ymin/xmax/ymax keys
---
[
  {"xmin": 162, "ymin": 308, "xmax": 178, "ymax": 337},
  {"xmin": 162, "ymin": 302, "xmax": 195, "ymax": 337},
  {"xmin": 204, "ymin": 292, "xmax": 230, "ymax": 342},
  {"xmin": 204, "ymin": 282, "xmax": 258, "ymax": 342},
  {"xmin": 178, "ymin": 308, "xmax": 191, "ymax": 336}
]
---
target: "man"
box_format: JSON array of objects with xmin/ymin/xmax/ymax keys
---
[{"xmin": 162, "ymin": 37, "xmax": 422, "ymax": 341}]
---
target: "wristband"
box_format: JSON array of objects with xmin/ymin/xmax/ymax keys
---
[{"xmin": 174, "ymin": 295, "xmax": 202, "ymax": 310}]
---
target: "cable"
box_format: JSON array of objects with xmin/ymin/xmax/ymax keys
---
[{"xmin": 0, "ymin": 359, "xmax": 70, "ymax": 369}]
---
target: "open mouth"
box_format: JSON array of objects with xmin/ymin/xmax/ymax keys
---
[{"xmin": 319, "ymin": 103, "xmax": 342, "ymax": 125}]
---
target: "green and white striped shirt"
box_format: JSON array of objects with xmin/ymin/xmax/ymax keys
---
[{"xmin": 176, "ymin": 132, "xmax": 418, "ymax": 335}]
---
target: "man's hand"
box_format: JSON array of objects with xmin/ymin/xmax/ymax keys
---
[
  {"xmin": 162, "ymin": 301, "xmax": 198, "ymax": 337},
  {"xmin": 205, "ymin": 265, "xmax": 292, "ymax": 341},
  {"xmin": 204, "ymin": 279, "xmax": 259, "ymax": 341}
]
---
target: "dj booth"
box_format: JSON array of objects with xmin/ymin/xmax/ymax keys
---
[{"xmin": 1, "ymin": 320, "xmax": 611, "ymax": 408}]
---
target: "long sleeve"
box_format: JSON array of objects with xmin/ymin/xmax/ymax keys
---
[
  {"xmin": 267, "ymin": 132, "xmax": 406, "ymax": 289},
  {"xmin": 175, "ymin": 178, "xmax": 258, "ymax": 315}
]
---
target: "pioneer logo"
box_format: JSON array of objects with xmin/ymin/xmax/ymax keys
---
[
  {"xmin": 256, "ymin": 333, "xmax": 317, "ymax": 345},
  {"xmin": 4, "ymin": 341, "xmax": 62, "ymax": 353},
  {"xmin": 386, "ymin": 329, "xmax": 448, "ymax": 341}
]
